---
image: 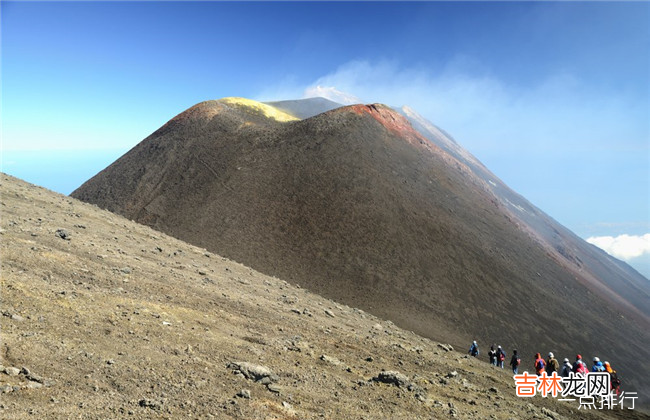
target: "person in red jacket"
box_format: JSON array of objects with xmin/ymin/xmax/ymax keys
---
[
  {"xmin": 575, "ymin": 360, "xmax": 589, "ymax": 376},
  {"xmin": 534, "ymin": 353, "xmax": 546, "ymax": 375}
]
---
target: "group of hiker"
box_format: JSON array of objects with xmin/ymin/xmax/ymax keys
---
[{"xmin": 467, "ymin": 341, "xmax": 622, "ymax": 394}]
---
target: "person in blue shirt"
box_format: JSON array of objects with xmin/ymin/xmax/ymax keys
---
[
  {"xmin": 592, "ymin": 357, "xmax": 605, "ymax": 372},
  {"xmin": 468, "ymin": 340, "xmax": 479, "ymax": 357}
]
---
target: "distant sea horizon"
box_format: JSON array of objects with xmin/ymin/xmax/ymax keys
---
[{"xmin": 2, "ymin": 148, "xmax": 127, "ymax": 195}]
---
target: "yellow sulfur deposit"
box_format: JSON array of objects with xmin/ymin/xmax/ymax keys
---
[{"xmin": 219, "ymin": 97, "xmax": 299, "ymax": 122}]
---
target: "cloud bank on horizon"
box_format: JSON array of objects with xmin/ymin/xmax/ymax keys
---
[
  {"xmin": 587, "ymin": 234, "xmax": 650, "ymax": 279},
  {"xmin": 587, "ymin": 234, "xmax": 650, "ymax": 262}
]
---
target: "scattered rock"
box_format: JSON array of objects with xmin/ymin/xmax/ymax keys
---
[
  {"xmin": 228, "ymin": 362, "xmax": 279, "ymax": 383},
  {"xmin": 437, "ymin": 343, "xmax": 454, "ymax": 352},
  {"xmin": 236, "ymin": 389, "xmax": 251, "ymax": 399},
  {"xmin": 266, "ymin": 384, "xmax": 282, "ymax": 394},
  {"xmin": 55, "ymin": 229, "xmax": 70, "ymax": 240},
  {"xmin": 541, "ymin": 407, "xmax": 560, "ymax": 420},
  {"xmin": 446, "ymin": 371, "xmax": 458, "ymax": 378},
  {"xmin": 120, "ymin": 267, "xmax": 132, "ymax": 274},
  {"xmin": 324, "ymin": 309, "xmax": 335, "ymax": 318},
  {"xmin": 372, "ymin": 370, "xmax": 410, "ymax": 388},
  {"xmin": 1, "ymin": 384, "xmax": 13, "ymax": 393},
  {"xmin": 258, "ymin": 377, "xmax": 273, "ymax": 385},
  {"xmin": 4, "ymin": 367, "xmax": 20, "ymax": 376},
  {"xmin": 320, "ymin": 354, "xmax": 342, "ymax": 366},
  {"xmin": 25, "ymin": 381, "xmax": 43, "ymax": 389},
  {"xmin": 10, "ymin": 314, "xmax": 25, "ymax": 322},
  {"xmin": 138, "ymin": 399, "xmax": 164, "ymax": 411}
]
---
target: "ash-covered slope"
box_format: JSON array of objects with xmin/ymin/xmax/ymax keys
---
[
  {"xmin": 7, "ymin": 173, "xmax": 647, "ymax": 419},
  {"xmin": 71, "ymin": 97, "xmax": 650, "ymax": 402}
]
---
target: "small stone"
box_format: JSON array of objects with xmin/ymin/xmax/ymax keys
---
[
  {"xmin": 259, "ymin": 377, "xmax": 272, "ymax": 385},
  {"xmin": 489, "ymin": 386, "xmax": 498, "ymax": 393},
  {"xmin": 1, "ymin": 385, "xmax": 12, "ymax": 393},
  {"xmin": 266, "ymin": 384, "xmax": 281, "ymax": 394},
  {"xmin": 437, "ymin": 343, "xmax": 453, "ymax": 352},
  {"xmin": 25, "ymin": 373, "xmax": 45, "ymax": 384},
  {"xmin": 139, "ymin": 399, "xmax": 164, "ymax": 410},
  {"xmin": 446, "ymin": 371, "xmax": 458, "ymax": 378},
  {"xmin": 324, "ymin": 309, "xmax": 335, "ymax": 318},
  {"xmin": 373, "ymin": 371, "xmax": 409, "ymax": 387},
  {"xmin": 10, "ymin": 314, "xmax": 25, "ymax": 322},
  {"xmin": 106, "ymin": 359, "xmax": 115, "ymax": 365},
  {"xmin": 228, "ymin": 362, "xmax": 276, "ymax": 383},
  {"xmin": 121, "ymin": 267, "xmax": 132, "ymax": 274},
  {"xmin": 4, "ymin": 367, "xmax": 20, "ymax": 376},
  {"xmin": 320, "ymin": 355, "xmax": 342, "ymax": 366},
  {"xmin": 237, "ymin": 389, "xmax": 251, "ymax": 399},
  {"xmin": 55, "ymin": 229, "xmax": 71, "ymax": 240}
]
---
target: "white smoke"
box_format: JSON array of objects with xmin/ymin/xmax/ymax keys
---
[{"xmin": 302, "ymin": 85, "xmax": 362, "ymax": 105}]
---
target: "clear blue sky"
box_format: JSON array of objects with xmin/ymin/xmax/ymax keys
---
[{"xmin": 2, "ymin": 1, "xmax": 648, "ymax": 276}]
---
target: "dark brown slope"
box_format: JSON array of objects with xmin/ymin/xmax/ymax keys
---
[
  {"xmin": 397, "ymin": 105, "xmax": 650, "ymax": 322},
  {"xmin": 8, "ymin": 173, "xmax": 647, "ymax": 419},
  {"xmin": 72, "ymin": 99, "xmax": 650, "ymax": 404}
]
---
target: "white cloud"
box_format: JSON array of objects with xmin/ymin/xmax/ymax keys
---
[
  {"xmin": 263, "ymin": 59, "xmax": 646, "ymax": 162},
  {"xmin": 586, "ymin": 234, "xmax": 650, "ymax": 261},
  {"xmin": 303, "ymin": 85, "xmax": 362, "ymax": 105}
]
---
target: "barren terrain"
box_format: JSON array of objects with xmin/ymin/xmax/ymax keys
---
[
  {"xmin": 2, "ymin": 175, "xmax": 648, "ymax": 419},
  {"xmin": 71, "ymin": 99, "xmax": 650, "ymax": 403}
]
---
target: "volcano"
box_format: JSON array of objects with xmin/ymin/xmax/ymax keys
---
[{"xmin": 72, "ymin": 97, "xmax": 650, "ymax": 401}]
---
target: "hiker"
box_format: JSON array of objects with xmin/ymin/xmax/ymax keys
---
[
  {"xmin": 534, "ymin": 353, "xmax": 546, "ymax": 375},
  {"xmin": 575, "ymin": 360, "xmax": 589, "ymax": 376},
  {"xmin": 604, "ymin": 361, "xmax": 621, "ymax": 396},
  {"xmin": 510, "ymin": 349, "xmax": 521, "ymax": 374},
  {"xmin": 545, "ymin": 352, "xmax": 559, "ymax": 375},
  {"xmin": 468, "ymin": 340, "xmax": 479, "ymax": 357},
  {"xmin": 560, "ymin": 358, "xmax": 572, "ymax": 377},
  {"xmin": 592, "ymin": 357, "xmax": 605, "ymax": 372},
  {"xmin": 572, "ymin": 354, "xmax": 583, "ymax": 372},
  {"xmin": 488, "ymin": 345, "xmax": 497, "ymax": 366},
  {"xmin": 497, "ymin": 346, "xmax": 506, "ymax": 368}
]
